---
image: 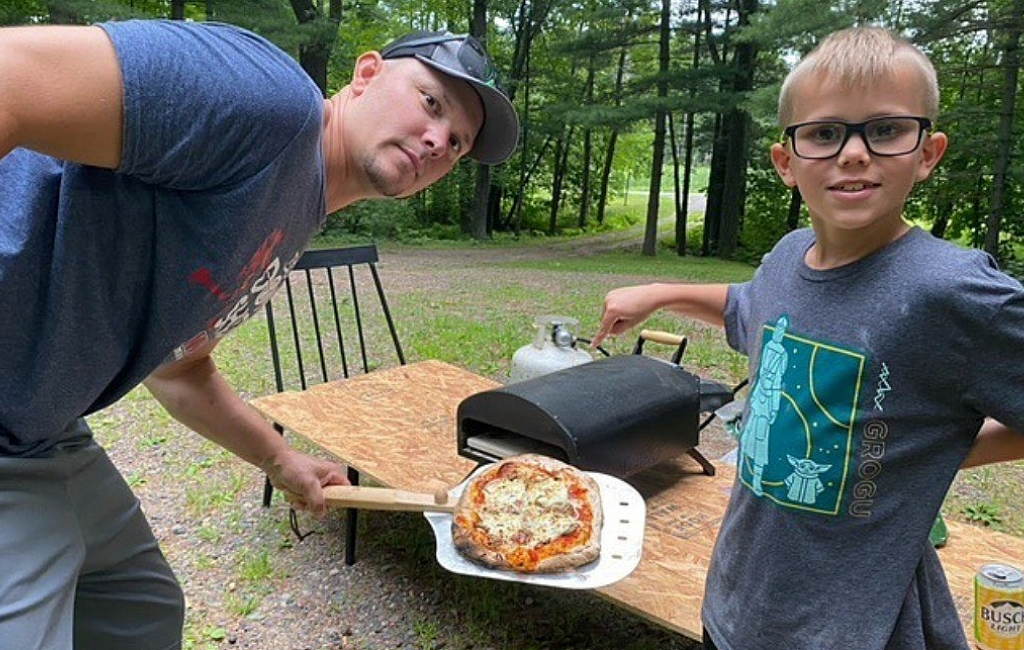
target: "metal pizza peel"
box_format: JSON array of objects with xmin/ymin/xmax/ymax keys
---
[
  {"xmin": 321, "ymin": 467, "xmax": 646, "ymax": 589},
  {"xmin": 424, "ymin": 468, "xmax": 646, "ymax": 589}
]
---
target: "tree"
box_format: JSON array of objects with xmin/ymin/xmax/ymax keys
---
[
  {"xmin": 642, "ymin": 0, "xmax": 672, "ymax": 256},
  {"xmin": 984, "ymin": 0, "xmax": 1023, "ymax": 259},
  {"xmin": 287, "ymin": 0, "xmax": 343, "ymax": 95}
]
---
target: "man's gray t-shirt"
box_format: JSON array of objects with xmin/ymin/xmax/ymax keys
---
[
  {"xmin": 0, "ymin": 20, "xmax": 326, "ymax": 455},
  {"xmin": 704, "ymin": 227, "xmax": 1024, "ymax": 650}
]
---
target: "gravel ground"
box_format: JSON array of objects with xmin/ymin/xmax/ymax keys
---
[{"xmin": 93, "ymin": 238, "xmax": 727, "ymax": 650}]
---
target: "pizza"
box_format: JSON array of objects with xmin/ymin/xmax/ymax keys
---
[{"xmin": 451, "ymin": 454, "xmax": 603, "ymax": 573}]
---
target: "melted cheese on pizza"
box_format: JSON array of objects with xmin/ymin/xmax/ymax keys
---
[{"xmin": 477, "ymin": 471, "xmax": 580, "ymax": 548}]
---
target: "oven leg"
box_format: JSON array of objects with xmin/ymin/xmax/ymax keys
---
[
  {"xmin": 344, "ymin": 466, "xmax": 359, "ymax": 565},
  {"xmin": 687, "ymin": 447, "xmax": 716, "ymax": 476}
]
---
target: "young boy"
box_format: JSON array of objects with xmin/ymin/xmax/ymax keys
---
[{"xmin": 592, "ymin": 27, "xmax": 1024, "ymax": 650}]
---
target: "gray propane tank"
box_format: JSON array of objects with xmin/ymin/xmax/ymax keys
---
[{"xmin": 509, "ymin": 315, "xmax": 593, "ymax": 382}]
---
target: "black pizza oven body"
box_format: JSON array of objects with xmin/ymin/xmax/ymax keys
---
[{"xmin": 457, "ymin": 355, "xmax": 733, "ymax": 478}]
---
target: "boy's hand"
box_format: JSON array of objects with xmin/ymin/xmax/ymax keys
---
[{"xmin": 592, "ymin": 285, "xmax": 661, "ymax": 347}]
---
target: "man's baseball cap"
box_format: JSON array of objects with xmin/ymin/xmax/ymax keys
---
[{"xmin": 381, "ymin": 31, "xmax": 520, "ymax": 165}]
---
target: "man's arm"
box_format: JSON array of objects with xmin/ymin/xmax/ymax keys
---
[
  {"xmin": 143, "ymin": 341, "xmax": 349, "ymax": 516},
  {"xmin": 0, "ymin": 25, "xmax": 123, "ymax": 166},
  {"xmin": 592, "ymin": 283, "xmax": 729, "ymax": 347},
  {"xmin": 961, "ymin": 419, "xmax": 1024, "ymax": 469}
]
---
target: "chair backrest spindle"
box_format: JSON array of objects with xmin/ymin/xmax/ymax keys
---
[{"xmin": 262, "ymin": 244, "xmax": 405, "ymax": 394}]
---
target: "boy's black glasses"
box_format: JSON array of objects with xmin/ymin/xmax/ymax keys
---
[
  {"xmin": 782, "ymin": 116, "xmax": 932, "ymax": 160},
  {"xmin": 381, "ymin": 34, "xmax": 497, "ymax": 87}
]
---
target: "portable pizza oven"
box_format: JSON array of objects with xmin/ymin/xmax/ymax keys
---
[{"xmin": 456, "ymin": 354, "xmax": 735, "ymax": 478}]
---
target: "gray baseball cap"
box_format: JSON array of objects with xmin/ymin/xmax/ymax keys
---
[{"xmin": 381, "ymin": 31, "xmax": 520, "ymax": 165}]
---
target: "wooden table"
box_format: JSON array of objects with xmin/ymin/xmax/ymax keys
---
[{"xmin": 250, "ymin": 360, "xmax": 1024, "ymax": 641}]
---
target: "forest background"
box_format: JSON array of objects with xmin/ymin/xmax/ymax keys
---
[{"xmin": 6, "ymin": 0, "xmax": 1024, "ymax": 273}]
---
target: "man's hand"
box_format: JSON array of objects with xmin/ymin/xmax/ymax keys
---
[
  {"xmin": 263, "ymin": 448, "xmax": 350, "ymax": 518},
  {"xmin": 144, "ymin": 340, "xmax": 349, "ymax": 518}
]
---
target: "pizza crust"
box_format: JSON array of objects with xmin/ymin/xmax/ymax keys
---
[{"xmin": 451, "ymin": 454, "xmax": 603, "ymax": 573}]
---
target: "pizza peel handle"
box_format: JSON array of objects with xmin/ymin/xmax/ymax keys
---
[{"xmin": 322, "ymin": 485, "xmax": 455, "ymax": 513}]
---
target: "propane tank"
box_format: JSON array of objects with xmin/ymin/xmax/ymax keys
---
[{"xmin": 509, "ymin": 315, "xmax": 593, "ymax": 382}]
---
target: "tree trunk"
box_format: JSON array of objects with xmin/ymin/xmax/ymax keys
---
[
  {"xmin": 786, "ymin": 187, "xmax": 802, "ymax": 231},
  {"xmin": 469, "ymin": 167, "xmax": 491, "ymax": 239},
  {"xmin": 596, "ymin": 46, "xmax": 628, "ymax": 227},
  {"xmin": 596, "ymin": 131, "xmax": 618, "ymax": 226},
  {"xmin": 510, "ymin": 40, "xmax": 533, "ymax": 234},
  {"xmin": 677, "ymin": 3, "xmax": 702, "ymax": 257},
  {"xmin": 46, "ymin": 1, "xmax": 83, "ymax": 23},
  {"xmin": 715, "ymin": 0, "xmax": 759, "ymax": 259},
  {"xmin": 716, "ymin": 109, "xmax": 749, "ymax": 258},
  {"xmin": 509, "ymin": 136, "xmax": 553, "ymax": 233},
  {"xmin": 930, "ymin": 181, "xmax": 950, "ymax": 240},
  {"xmin": 680, "ymin": 111, "xmax": 697, "ymax": 255},
  {"xmin": 703, "ymin": 115, "xmax": 725, "ymax": 256},
  {"xmin": 579, "ymin": 128, "xmax": 593, "ymax": 229},
  {"xmin": 984, "ymin": 1, "xmax": 1022, "ymax": 260},
  {"xmin": 494, "ymin": 0, "xmax": 553, "ymax": 235},
  {"xmin": 669, "ymin": 113, "xmax": 686, "ymax": 255},
  {"xmin": 549, "ymin": 130, "xmax": 573, "ymax": 235},
  {"xmin": 578, "ymin": 59, "xmax": 596, "ymax": 229},
  {"xmin": 467, "ymin": 0, "xmax": 492, "ymax": 239},
  {"xmin": 643, "ymin": 0, "xmax": 672, "ymax": 257},
  {"xmin": 288, "ymin": 0, "xmax": 342, "ymax": 96}
]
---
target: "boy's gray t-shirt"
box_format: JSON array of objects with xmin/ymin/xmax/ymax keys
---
[
  {"xmin": 704, "ymin": 227, "xmax": 1024, "ymax": 650},
  {"xmin": 0, "ymin": 20, "xmax": 326, "ymax": 455}
]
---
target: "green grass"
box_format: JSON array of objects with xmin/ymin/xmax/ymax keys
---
[
  {"xmin": 383, "ymin": 248, "xmax": 752, "ymax": 386},
  {"xmin": 499, "ymin": 249, "xmax": 755, "ymax": 283}
]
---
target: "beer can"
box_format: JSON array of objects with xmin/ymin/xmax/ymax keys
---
[{"xmin": 975, "ymin": 563, "xmax": 1024, "ymax": 650}]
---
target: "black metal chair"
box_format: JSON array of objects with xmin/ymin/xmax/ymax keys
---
[{"xmin": 261, "ymin": 244, "xmax": 405, "ymax": 564}]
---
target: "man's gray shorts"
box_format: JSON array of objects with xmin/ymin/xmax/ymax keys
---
[{"xmin": 0, "ymin": 423, "xmax": 184, "ymax": 650}]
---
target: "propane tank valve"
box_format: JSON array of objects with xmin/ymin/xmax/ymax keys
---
[
  {"xmin": 551, "ymin": 323, "xmax": 576, "ymax": 348},
  {"xmin": 510, "ymin": 315, "xmax": 593, "ymax": 382}
]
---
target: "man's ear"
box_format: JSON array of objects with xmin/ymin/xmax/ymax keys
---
[
  {"xmin": 350, "ymin": 52, "xmax": 385, "ymax": 96},
  {"xmin": 916, "ymin": 131, "xmax": 948, "ymax": 182},
  {"xmin": 770, "ymin": 142, "xmax": 799, "ymax": 188}
]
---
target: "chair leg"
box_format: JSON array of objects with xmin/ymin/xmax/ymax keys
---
[
  {"xmin": 345, "ymin": 467, "xmax": 359, "ymax": 565},
  {"xmin": 262, "ymin": 475, "xmax": 274, "ymax": 507}
]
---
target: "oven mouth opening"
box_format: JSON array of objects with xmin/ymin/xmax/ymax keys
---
[{"xmin": 460, "ymin": 419, "xmax": 570, "ymax": 464}]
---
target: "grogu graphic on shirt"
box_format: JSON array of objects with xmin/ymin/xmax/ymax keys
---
[{"xmin": 737, "ymin": 316, "xmax": 864, "ymax": 515}]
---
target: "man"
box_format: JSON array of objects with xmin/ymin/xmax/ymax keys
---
[{"xmin": 0, "ymin": 20, "xmax": 518, "ymax": 650}]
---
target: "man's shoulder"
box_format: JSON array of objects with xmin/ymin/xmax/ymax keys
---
[{"xmin": 103, "ymin": 18, "xmax": 322, "ymax": 189}]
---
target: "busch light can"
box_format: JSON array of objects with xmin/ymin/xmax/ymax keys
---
[{"xmin": 975, "ymin": 563, "xmax": 1024, "ymax": 650}]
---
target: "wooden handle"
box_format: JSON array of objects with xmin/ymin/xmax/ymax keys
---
[
  {"xmin": 639, "ymin": 329, "xmax": 685, "ymax": 346},
  {"xmin": 322, "ymin": 485, "xmax": 455, "ymax": 513}
]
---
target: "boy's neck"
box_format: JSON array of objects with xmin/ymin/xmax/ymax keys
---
[{"xmin": 805, "ymin": 219, "xmax": 912, "ymax": 270}]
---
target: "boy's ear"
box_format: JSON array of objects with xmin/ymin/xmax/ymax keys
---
[
  {"xmin": 771, "ymin": 142, "xmax": 799, "ymax": 188},
  {"xmin": 350, "ymin": 52, "xmax": 385, "ymax": 96},
  {"xmin": 916, "ymin": 131, "xmax": 948, "ymax": 182}
]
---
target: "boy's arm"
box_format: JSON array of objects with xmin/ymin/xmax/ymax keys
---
[
  {"xmin": 0, "ymin": 25, "xmax": 123, "ymax": 166},
  {"xmin": 592, "ymin": 283, "xmax": 729, "ymax": 347},
  {"xmin": 961, "ymin": 419, "xmax": 1024, "ymax": 469},
  {"xmin": 143, "ymin": 341, "xmax": 350, "ymax": 516}
]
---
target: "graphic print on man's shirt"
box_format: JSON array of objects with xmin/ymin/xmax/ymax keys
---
[
  {"xmin": 738, "ymin": 316, "xmax": 865, "ymax": 515},
  {"xmin": 168, "ymin": 229, "xmax": 302, "ymax": 362}
]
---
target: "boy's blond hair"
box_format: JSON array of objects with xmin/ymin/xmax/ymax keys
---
[{"xmin": 778, "ymin": 26, "xmax": 939, "ymax": 126}]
